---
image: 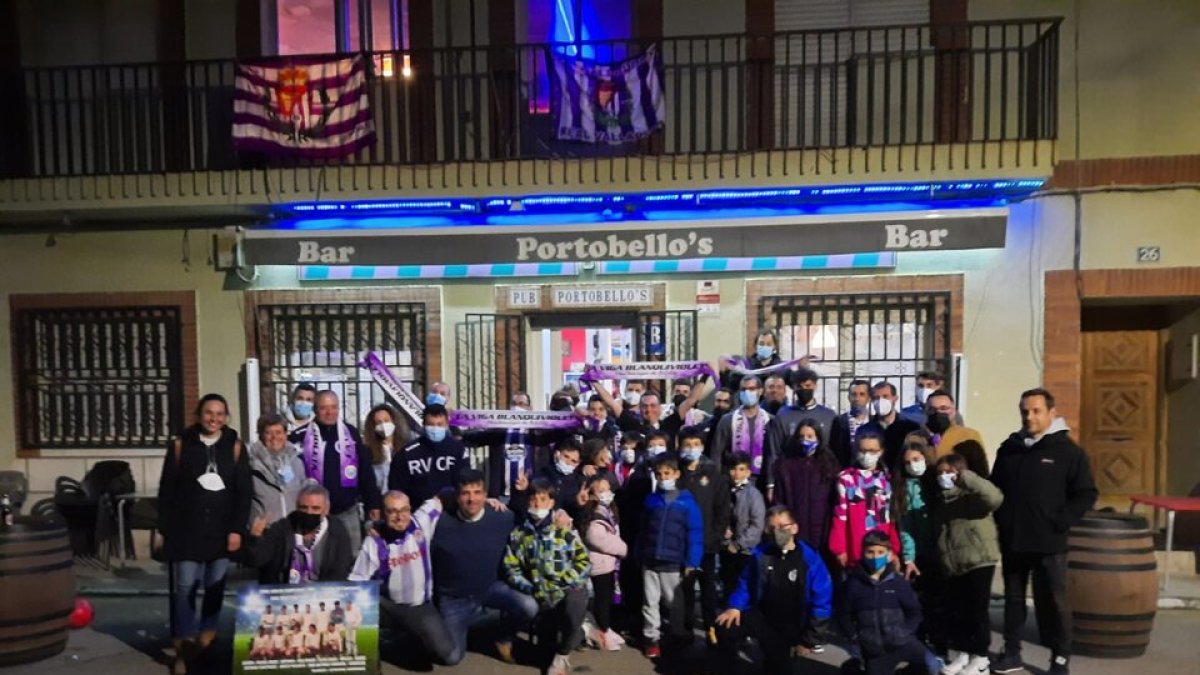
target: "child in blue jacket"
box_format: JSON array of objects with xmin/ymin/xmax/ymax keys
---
[{"xmin": 637, "ymin": 456, "xmax": 703, "ymax": 659}]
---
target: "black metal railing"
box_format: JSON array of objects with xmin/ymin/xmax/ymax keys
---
[{"xmin": 0, "ymin": 19, "xmax": 1059, "ymax": 182}]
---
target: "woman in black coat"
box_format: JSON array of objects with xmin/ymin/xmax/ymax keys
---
[{"xmin": 157, "ymin": 393, "xmax": 251, "ymax": 674}]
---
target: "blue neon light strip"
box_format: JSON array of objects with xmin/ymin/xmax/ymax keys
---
[
  {"xmin": 299, "ymin": 262, "xmax": 580, "ymax": 281},
  {"xmin": 274, "ymin": 178, "xmax": 1045, "ymax": 224},
  {"xmin": 598, "ymin": 253, "xmax": 896, "ymax": 275}
]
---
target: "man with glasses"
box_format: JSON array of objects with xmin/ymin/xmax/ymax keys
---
[
  {"xmin": 714, "ymin": 505, "xmax": 833, "ymax": 674},
  {"xmin": 924, "ymin": 390, "xmax": 984, "ymax": 460}
]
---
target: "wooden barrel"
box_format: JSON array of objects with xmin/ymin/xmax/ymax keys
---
[
  {"xmin": 1067, "ymin": 512, "xmax": 1157, "ymax": 658},
  {"xmin": 0, "ymin": 518, "xmax": 75, "ymax": 666}
]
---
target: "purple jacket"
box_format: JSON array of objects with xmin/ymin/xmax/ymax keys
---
[{"xmin": 772, "ymin": 453, "xmax": 837, "ymax": 550}]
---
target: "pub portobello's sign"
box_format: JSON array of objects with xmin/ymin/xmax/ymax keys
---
[{"xmin": 242, "ymin": 210, "xmax": 1007, "ymax": 266}]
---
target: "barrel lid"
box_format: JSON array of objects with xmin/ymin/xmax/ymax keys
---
[{"xmin": 1075, "ymin": 511, "xmax": 1149, "ymax": 531}]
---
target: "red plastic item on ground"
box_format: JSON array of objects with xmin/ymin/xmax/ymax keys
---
[{"xmin": 67, "ymin": 597, "xmax": 94, "ymax": 629}]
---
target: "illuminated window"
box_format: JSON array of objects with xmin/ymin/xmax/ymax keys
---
[{"xmin": 276, "ymin": 0, "xmax": 407, "ymax": 56}]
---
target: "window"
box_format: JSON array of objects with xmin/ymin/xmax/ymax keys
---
[
  {"xmin": 762, "ymin": 292, "xmax": 952, "ymax": 413},
  {"xmin": 524, "ymin": 0, "xmax": 632, "ymax": 113},
  {"xmin": 276, "ymin": 0, "xmax": 407, "ymax": 55},
  {"xmin": 254, "ymin": 301, "xmax": 427, "ymax": 426},
  {"xmin": 13, "ymin": 302, "xmax": 189, "ymax": 450}
]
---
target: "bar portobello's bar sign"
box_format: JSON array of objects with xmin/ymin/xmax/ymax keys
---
[{"xmin": 242, "ymin": 209, "xmax": 1007, "ymax": 266}]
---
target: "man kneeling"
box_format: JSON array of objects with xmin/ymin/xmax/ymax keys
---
[
  {"xmin": 348, "ymin": 490, "xmax": 454, "ymax": 664},
  {"xmin": 714, "ymin": 505, "xmax": 833, "ymax": 674}
]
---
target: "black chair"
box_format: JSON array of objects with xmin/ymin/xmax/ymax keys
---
[
  {"xmin": 54, "ymin": 461, "xmax": 135, "ymax": 562},
  {"xmin": 29, "ymin": 497, "xmax": 59, "ymax": 520}
]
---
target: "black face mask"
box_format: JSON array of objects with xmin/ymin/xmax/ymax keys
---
[
  {"xmin": 672, "ymin": 395, "xmax": 687, "ymax": 408},
  {"xmin": 712, "ymin": 406, "xmax": 731, "ymax": 419},
  {"xmin": 795, "ymin": 389, "xmax": 815, "ymax": 405},
  {"xmin": 288, "ymin": 510, "xmax": 322, "ymax": 534},
  {"xmin": 926, "ymin": 413, "xmax": 951, "ymax": 434},
  {"xmin": 763, "ymin": 400, "xmax": 784, "ymax": 415}
]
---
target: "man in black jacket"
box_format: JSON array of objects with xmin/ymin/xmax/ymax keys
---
[
  {"xmin": 990, "ymin": 388, "xmax": 1097, "ymax": 675},
  {"xmin": 389, "ymin": 405, "xmax": 468, "ymax": 506},
  {"xmin": 677, "ymin": 430, "xmax": 731, "ymax": 645},
  {"xmin": 247, "ymin": 483, "xmax": 355, "ymax": 585}
]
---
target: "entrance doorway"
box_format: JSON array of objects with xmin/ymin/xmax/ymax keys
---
[{"xmin": 529, "ymin": 322, "xmax": 635, "ymax": 407}]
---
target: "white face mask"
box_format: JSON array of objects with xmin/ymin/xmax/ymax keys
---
[
  {"xmin": 907, "ymin": 459, "xmax": 927, "ymax": 477},
  {"xmin": 938, "ymin": 473, "xmax": 957, "ymax": 490},
  {"xmin": 858, "ymin": 452, "xmax": 880, "ymax": 470},
  {"xmin": 597, "ymin": 491, "xmax": 615, "ymax": 506},
  {"xmin": 624, "ymin": 391, "xmax": 642, "ymax": 406},
  {"xmin": 374, "ymin": 421, "xmax": 396, "ymax": 438},
  {"xmin": 916, "ymin": 387, "xmax": 935, "ymax": 405},
  {"xmin": 528, "ymin": 508, "xmax": 551, "ymax": 522},
  {"xmin": 870, "ymin": 398, "xmax": 894, "ymax": 417},
  {"xmin": 555, "ymin": 459, "xmax": 577, "ymax": 476},
  {"xmin": 647, "ymin": 444, "xmax": 667, "ymax": 457},
  {"xmin": 658, "ymin": 479, "xmax": 676, "ymax": 492},
  {"xmin": 621, "ymin": 448, "xmax": 637, "ymax": 464}
]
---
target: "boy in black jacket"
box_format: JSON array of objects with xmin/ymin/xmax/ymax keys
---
[
  {"xmin": 838, "ymin": 531, "xmax": 939, "ymax": 675},
  {"xmin": 676, "ymin": 430, "xmax": 731, "ymax": 645}
]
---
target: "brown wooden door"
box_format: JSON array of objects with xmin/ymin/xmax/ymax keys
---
[{"xmin": 1081, "ymin": 331, "xmax": 1160, "ymax": 508}]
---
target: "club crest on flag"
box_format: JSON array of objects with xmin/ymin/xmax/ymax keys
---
[
  {"xmin": 552, "ymin": 44, "xmax": 666, "ymax": 144},
  {"xmin": 233, "ymin": 56, "xmax": 375, "ymax": 157}
]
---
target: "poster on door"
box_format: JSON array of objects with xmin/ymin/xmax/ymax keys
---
[
  {"xmin": 644, "ymin": 320, "xmax": 665, "ymax": 356},
  {"xmin": 234, "ymin": 581, "xmax": 379, "ymax": 675}
]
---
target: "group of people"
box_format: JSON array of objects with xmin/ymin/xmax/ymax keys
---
[
  {"xmin": 156, "ymin": 330, "xmax": 1098, "ymax": 675},
  {"xmin": 247, "ymin": 600, "xmax": 362, "ymax": 660}
]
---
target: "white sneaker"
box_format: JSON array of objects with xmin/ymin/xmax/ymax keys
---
[
  {"xmin": 964, "ymin": 655, "xmax": 991, "ymax": 674},
  {"xmin": 549, "ymin": 653, "xmax": 571, "ymax": 675},
  {"xmin": 604, "ymin": 629, "xmax": 625, "ymax": 650},
  {"xmin": 941, "ymin": 651, "xmax": 971, "ymax": 675}
]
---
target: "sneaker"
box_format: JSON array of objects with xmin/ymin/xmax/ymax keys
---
[
  {"xmin": 1048, "ymin": 655, "xmax": 1069, "ymax": 675},
  {"xmin": 604, "ymin": 629, "xmax": 625, "ymax": 648},
  {"xmin": 810, "ymin": 643, "xmax": 825, "ymax": 654},
  {"xmin": 644, "ymin": 641, "xmax": 661, "ymax": 659},
  {"xmin": 990, "ymin": 650, "xmax": 1023, "ymax": 673},
  {"xmin": 548, "ymin": 653, "xmax": 571, "ymax": 675},
  {"xmin": 964, "ymin": 655, "xmax": 991, "ymax": 674},
  {"xmin": 942, "ymin": 651, "xmax": 971, "ymax": 675},
  {"xmin": 494, "ymin": 641, "xmax": 516, "ymax": 665}
]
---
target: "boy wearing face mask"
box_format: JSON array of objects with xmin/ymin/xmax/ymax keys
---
[
  {"xmin": 502, "ymin": 479, "xmax": 592, "ymax": 675},
  {"xmin": 714, "ymin": 505, "xmax": 832, "ymax": 674},
  {"xmin": 676, "ymin": 431, "xmax": 731, "ymax": 645},
  {"xmin": 529, "ymin": 438, "xmax": 589, "ymax": 522},
  {"xmin": 637, "ymin": 457, "xmax": 704, "ymax": 659},
  {"xmin": 839, "ymin": 531, "xmax": 939, "ymax": 675},
  {"xmin": 286, "ymin": 383, "xmax": 318, "ymax": 432},
  {"xmin": 246, "ymin": 483, "xmax": 355, "ymax": 585},
  {"xmin": 613, "ymin": 433, "xmax": 652, "ymax": 623},
  {"xmin": 829, "ymin": 432, "xmax": 901, "ymax": 571},
  {"xmin": 720, "ymin": 453, "xmax": 765, "ymax": 607},
  {"xmin": 388, "ymin": 405, "xmax": 468, "ymax": 506}
]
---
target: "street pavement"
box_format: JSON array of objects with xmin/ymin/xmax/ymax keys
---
[{"xmin": 7, "ymin": 595, "xmax": 1199, "ymax": 675}]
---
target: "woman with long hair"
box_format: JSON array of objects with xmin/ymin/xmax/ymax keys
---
[
  {"xmin": 772, "ymin": 418, "xmax": 840, "ymax": 550},
  {"xmin": 362, "ymin": 404, "xmax": 409, "ymax": 494},
  {"xmin": 158, "ymin": 393, "xmax": 251, "ymax": 674}
]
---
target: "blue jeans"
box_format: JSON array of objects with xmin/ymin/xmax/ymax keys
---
[
  {"xmin": 436, "ymin": 581, "xmax": 538, "ymax": 665},
  {"xmin": 171, "ymin": 559, "xmax": 230, "ymax": 639}
]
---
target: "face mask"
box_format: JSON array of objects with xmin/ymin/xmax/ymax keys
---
[
  {"xmin": 597, "ymin": 491, "xmax": 615, "ymax": 506},
  {"xmin": 755, "ymin": 345, "xmax": 775, "ymax": 361},
  {"xmin": 374, "ymin": 421, "xmax": 396, "ymax": 438},
  {"xmin": 425, "ymin": 426, "xmax": 448, "ymax": 443},
  {"xmin": 681, "ymin": 448, "xmax": 702, "ymax": 462},
  {"xmin": 858, "ymin": 452, "xmax": 880, "ymax": 470},
  {"xmin": 938, "ymin": 473, "xmax": 957, "ymax": 490},
  {"xmin": 511, "ymin": 405, "xmax": 530, "ymax": 412},
  {"xmin": 849, "ymin": 404, "xmax": 865, "ymax": 416},
  {"xmin": 292, "ymin": 401, "xmax": 314, "ymax": 418},
  {"xmin": 713, "ymin": 406, "xmax": 731, "ymax": 419},
  {"xmin": 624, "ymin": 391, "xmax": 642, "ymax": 406},
  {"xmin": 862, "ymin": 556, "xmax": 889, "ymax": 574},
  {"xmin": 672, "ymin": 394, "xmax": 687, "ymax": 408},
  {"xmin": 926, "ymin": 413, "xmax": 951, "ymax": 434},
  {"xmin": 772, "ymin": 528, "xmax": 794, "ymax": 549},
  {"xmin": 739, "ymin": 390, "xmax": 760, "ymax": 407},
  {"xmin": 916, "ymin": 387, "xmax": 934, "ymax": 405},
  {"xmin": 796, "ymin": 389, "xmax": 815, "ymax": 405},
  {"xmin": 621, "ymin": 448, "xmax": 637, "ymax": 464},
  {"xmin": 555, "ymin": 459, "xmax": 577, "ymax": 476},
  {"xmin": 289, "ymin": 510, "xmax": 322, "ymax": 534},
  {"xmin": 801, "ymin": 439, "xmax": 819, "ymax": 456},
  {"xmin": 658, "ymin": 479, "xmax": 676, "ymax": 492},
  {"xmin": 647, "ymin": 445, "xmax": 667, "ymax": 457},
  {"xmin": 528, "ymin": 508, "xmax": 551, "ymax": 522},
  {"xmin": 870, "ymin": 399, "xmax": 894, "ymax": 417},
  {"xmin": 732, "ymin": 478, "xmax": 749, "ymax": 487},
  {"xmin": 907, "ymin": 460, "xmax": 927, "ymax": 477},
  {"xmin": 426, "ymin": 392, "xmax": 447, "ymax": 406},
  {"xmin": 764, "ymin": 401, "xmax": 784, "ymax": 415}
]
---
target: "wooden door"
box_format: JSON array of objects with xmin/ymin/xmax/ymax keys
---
[{"xmin": 1081, "ymin": 331, "xmax": 1160, "ymax": 508}]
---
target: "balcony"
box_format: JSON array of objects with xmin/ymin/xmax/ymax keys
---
[{"xmin": 0, "ymin": 18, "xmax": 1059, "ymax": 213}]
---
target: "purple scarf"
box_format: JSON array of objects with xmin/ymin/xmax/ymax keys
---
[
  {"xmin": 302, "ymin": 421, "xmax": 359, "ymax": 488},
  {"xmin": 732, "ymin": 408, "xmax": 770, "ymax": 473}
]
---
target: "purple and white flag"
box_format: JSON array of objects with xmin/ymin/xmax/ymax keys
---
[
  {"xmin": 551, "ymin": 44, "xmax": 665, "ymax": 144},
  {"xmin": 580, "ymin": 360, "xmax": 717, "ymax": 384},
  {"xmin": 233, "ymin": 55, "xmax": 375, "ymax": 157},
  {"xmin": 449, "ymin": 409, "xmax": 580, "ymax": 431},
  {"xmin": 359, "ymin": 352, "xmax": 425, "ymax": 426}
]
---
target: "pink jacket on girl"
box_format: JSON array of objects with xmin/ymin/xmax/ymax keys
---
[
  {"xmin": 829, "ymin": 467, "xmax": 901, "ymax": 567},
  {"xmin": 584, "ymin": 510, "xmax": 627, "ymax": 576}
]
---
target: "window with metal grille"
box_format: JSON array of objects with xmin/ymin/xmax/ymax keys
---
[
  {"xmin": 13, "ymin": 306, "xmax": 185, "ymax": 449},
  {"xmin": 761, "ymin": 292, "xmax": 952, "ymax": 413},
  {"xmin": 255, "ymin": 302, "xmax": 427, "ymax": 427}
]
